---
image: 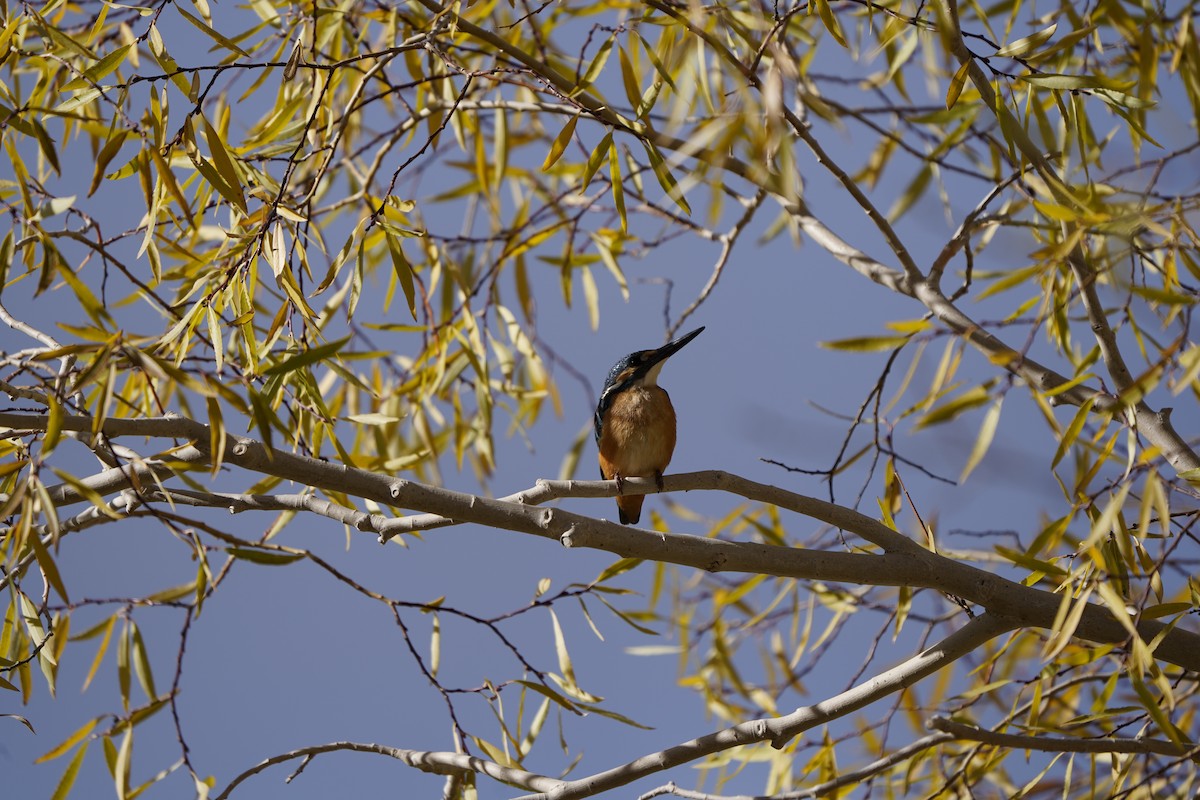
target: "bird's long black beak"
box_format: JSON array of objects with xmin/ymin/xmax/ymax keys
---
[{"xmin": 648, "ymin": 326, "xmax": 704, "ymax": 367}]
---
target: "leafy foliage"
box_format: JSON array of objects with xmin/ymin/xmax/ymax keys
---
[{"xmin": 2, "ymin": 0, "xmax": 1199, "ymax": 798}]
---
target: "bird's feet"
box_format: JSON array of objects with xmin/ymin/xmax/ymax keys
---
[{"xmin": 654, "ymin": 470, "xmax": 665, "ymax": 492}]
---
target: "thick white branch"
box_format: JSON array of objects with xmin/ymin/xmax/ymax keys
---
[{"xmin": 1, "ymin": 412, "xmax": 1197, "ymax": 672}]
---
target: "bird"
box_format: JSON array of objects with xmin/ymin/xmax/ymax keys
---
[{"xmin": 594, "ymin": 326, "xmax": 704, "ymax": 525}]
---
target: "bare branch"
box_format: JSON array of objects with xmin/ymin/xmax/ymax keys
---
[
  {"xmin": 928, "ymin": 715, "xmax": 1200, "ymax": 761},
  {"xmin": 3, "ymin": 412, "xmax": 1197, "ymax": 671},
  {"xmin": 1068, "ymin": 253, "xmax": 1138, "ymax": 393},
  {"xmin": 514, "ymin": 614, "xmax": 1016, "ymax": 800},
  {"xmin": 638, "ymin": 732, "xmax": 956, "ymax": 799},
  {"xmin": 212, "ymin": 741, "xmax": 559, "ymax": 799}
]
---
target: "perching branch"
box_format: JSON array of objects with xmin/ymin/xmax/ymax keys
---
[{"xmin": 2, "ymin": 411, "xmax": 1198, "ymax": 672}]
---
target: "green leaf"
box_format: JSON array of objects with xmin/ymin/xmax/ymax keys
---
[
  {"xmin": 1131, "ymin": 676, "xmax": 1188, "ymax": 746},
  {"xmin": 608, "ymin": 144, "xmax": 626, "ymax": 233},
  {"xmin": 262, "ymin": 336, "xmax": 351, "ymax": 376},
  {"xmin": 45, "ymin": 394, "xmax": 64, "ymax": 454},
  {"xmin": 1130, "ymin": 284, "xmax": 1195, "ymax": 305},
  {"xmin": 820, "ymin": 335, "xmax": 911, "ymax": 352},
  {"xmin": 580, "ymin": 131, "xmax": 613, "ymax": 193},
  {"xmin": 38, "ymin": 719, "xmax": 98, "ymax": 763},
  {"xmin": 1051, "ymin": 395, "xmax": 1097, "ymax": 468},
  {"xmin": 226, "ymin": 547, "xmax": 305, "ymax": 565},
  {"xmin": 513, "ymin": 679, "xmax": 579, "ymax": 712},
  {"xmin": 0, "ymin": 229, "xmax": 13, "ymax": 293},
  {"xmin": 31, "ymin": 8, "xmax": 99, "ymax": 59},
  {"xmin": 636, "ymin": 31, "xmax": 677, "ymax": 91},
  {"xmin": 960, "ymin": 397, "xmax": 1002, "ymax": 482},
  {"xmin": 595, "ymin": 557, "xmax": 641, "ymax": 584},
  {"xmin": 385, "ymin": 234, "xmax": 418, "ymax": 320},
  {"xmin": 28, "ymin": 532, "xmax": 70, "ymax": 604},
  {"xmin": 49, "ymin": 469, "xmax": 122, "ymax": 519},
  {"xmin": 62, "ymin": 44, "xmax": 133, "ymax": 91},
  {"xmin": 994, "ymin": 23, "xmax": 1058, "ymax": 58},
  {"xmin": 583, "ymin": 703, "xmax": 653, "ymax": 729},
  {"xmin": 130, "ymin": 623, "xmax": 156, "ymax": 701},
  {"xmin": 80, "ymin": 616, "xmax": 116, "ymax": 692},
  {"xmin": 578, "ymin": 35, "xmax": 615, "ymax": 90},
  {"xmin": 549, "ymin": 609, "xmax": 577, "ymax": 691},
  {"xmin": 175, "ymin": 4, "xmax": 251, "ymax": 56},
  {"xmin": 1140, "ymin": 601, "xmax": 1194, "ymax": 619},
  {"xmin": 618, "ymin": 46, "xmax": 642, "ymax": 116},
  {"xmin": 640, "ymin": 140, "xmax": 691, "ymax": 215},
  {"xmin": 996, "ymin": 546, "xmax": 1069, "ymax": 576},
  {"xmin": 976, "ymin": 263, "xmax": 1042, "ymax": 299},
  {"xmin": 915, "ymin": 384, "xmax": 991, "ymax": 428},
  {"xmin": 542, "ymin": 113, "xmax": 579, "ymax": 171},
  {"xmin": 202, "ymin": 118, "xmax": 247, "ymax": 213},
  {"xmin": 887, "ymin": 163, "xmax": 932, "ymax": 222},
  {"xmin": 1020, "ymin": 73, "xmax": 1133, "ymax": 92},
  {"xmin": 50, "ymin": 740, "xmax": 88, "ymax": 800},
  {"xmin": 117, "ymin": 622, "xmax": 130, "ymax": 710},
  {"xmin": 946, "ymin": 60, "xmax": 970, "ymax": 109},
  {"xmin": 1091, "ymin": 88, "xmax": 1156, "ymax": 111},
  {"xmin": 114, "ymin": 729, "xmax": 132, "ymax": 799},
  {"xmin": 815, "ymin": 0, "xmax": 847, "ymax": 48}
]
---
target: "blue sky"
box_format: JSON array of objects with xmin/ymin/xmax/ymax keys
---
[{"xmin": 4, "ymin": 3, "xmax": 1199, "ymax": 798}]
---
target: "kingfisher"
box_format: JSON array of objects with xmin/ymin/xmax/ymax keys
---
[{"xmin": 594, "ymin": 326, "xmax": 704, "ymax": 525}]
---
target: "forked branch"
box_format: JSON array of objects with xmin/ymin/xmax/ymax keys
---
[{"xmin": 1, "ymin": 411, "xmax": 1197, "ymax": 672}]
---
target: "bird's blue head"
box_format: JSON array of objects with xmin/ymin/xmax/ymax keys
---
[{"xmin": 594, "ymin": 326, "xmax": 704, "ymax": 442}]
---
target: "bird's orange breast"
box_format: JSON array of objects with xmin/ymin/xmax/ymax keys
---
[{"xmin": 597, "ymin": 385, "xmax": 677, "ymax": 480}]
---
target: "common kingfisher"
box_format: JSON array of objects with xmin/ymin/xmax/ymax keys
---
[{"xmin": 594, "ymin": 326, "xmax": 704, "ymax": 525}]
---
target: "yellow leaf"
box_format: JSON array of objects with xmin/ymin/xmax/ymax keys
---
[
  {"xmin": 815, "ymin": 0, "xmax": 847, "ymax": 48},
  {"xmin": 641, "ymin": 140, "xmax": 691, "ymax": 215},
  {"xmin": 37, "ymin": 719, "xmax": 96, "ymax": 764},
  {"xmin": 202, "ymin": 118, "xmax": 247, "ymax": 213},
  {"xmin": 175, "ymin": 4, "xmax": 250, "ymax": 56},
  {"xmin": 28, "ymin": 532, "xmax": 70, "ymax": 603},
  {"xmin": 549, "ymin": 609, "xmax": 576, "ymax": 690},
  {"xmin": 946, "ymin": 60, "xmax": 970, "ymax": 109},
  {"xmin": 608, "ymin": 143, "xmax": 626, "ymax": 232},
  {"xmin": 62, "ymin": 43, "xmax": 133, "ymax": 91},
  {"xmin": 820, "ymin": 335, "xmax": 911, "ymax": 352},
  {"xmin": 580, "ymin": 131, "xmax": 612, "ymax": 192},
  {"xmin": 960, "ymin": 397, "xmax": 1002, "ymax": 482},
  {"xmin": 1051, "ymin": 395, "xmax": 1097, "ymax": 468},
  {"xmin": 581, "ymin": 267, "xmax": 600, "ymax": 331},
  {"xmin": 915, "ymin": 384, "xmax": 991, "ymax": 428},
  {"xmin": 994, "ymin": 23, "xmax": 1058, "ymax": 58},
  {"xmin": 542, "ymin": 113, "xmax": 579, "ymax": 171}
]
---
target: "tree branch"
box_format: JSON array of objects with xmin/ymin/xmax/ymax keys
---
[
  {"xmin": 639, "ymin": 730, "xmax": 956, "ymax": 799},
  {"xmin": 212, "ymin": 741, "xmax": 558, "ymax": 799},
  {"xmin": 938, "ymin": 0, "xmax": 1200, "ymax": 474},
  {"xmin": 2, "ymin": 412, "xmax": 1198, "ymax": 671},
  {"xmin": 514, "ymin": 613, "xmax": 1017, "ymax": 800},
  {"xmin": 927, "ymin": 715, "xmax": 1200, "ymax": 761}
]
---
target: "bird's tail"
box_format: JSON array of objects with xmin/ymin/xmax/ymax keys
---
[{"xmin": 617, "ymin": 495, "xmax": 645, "ymax": 525}]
